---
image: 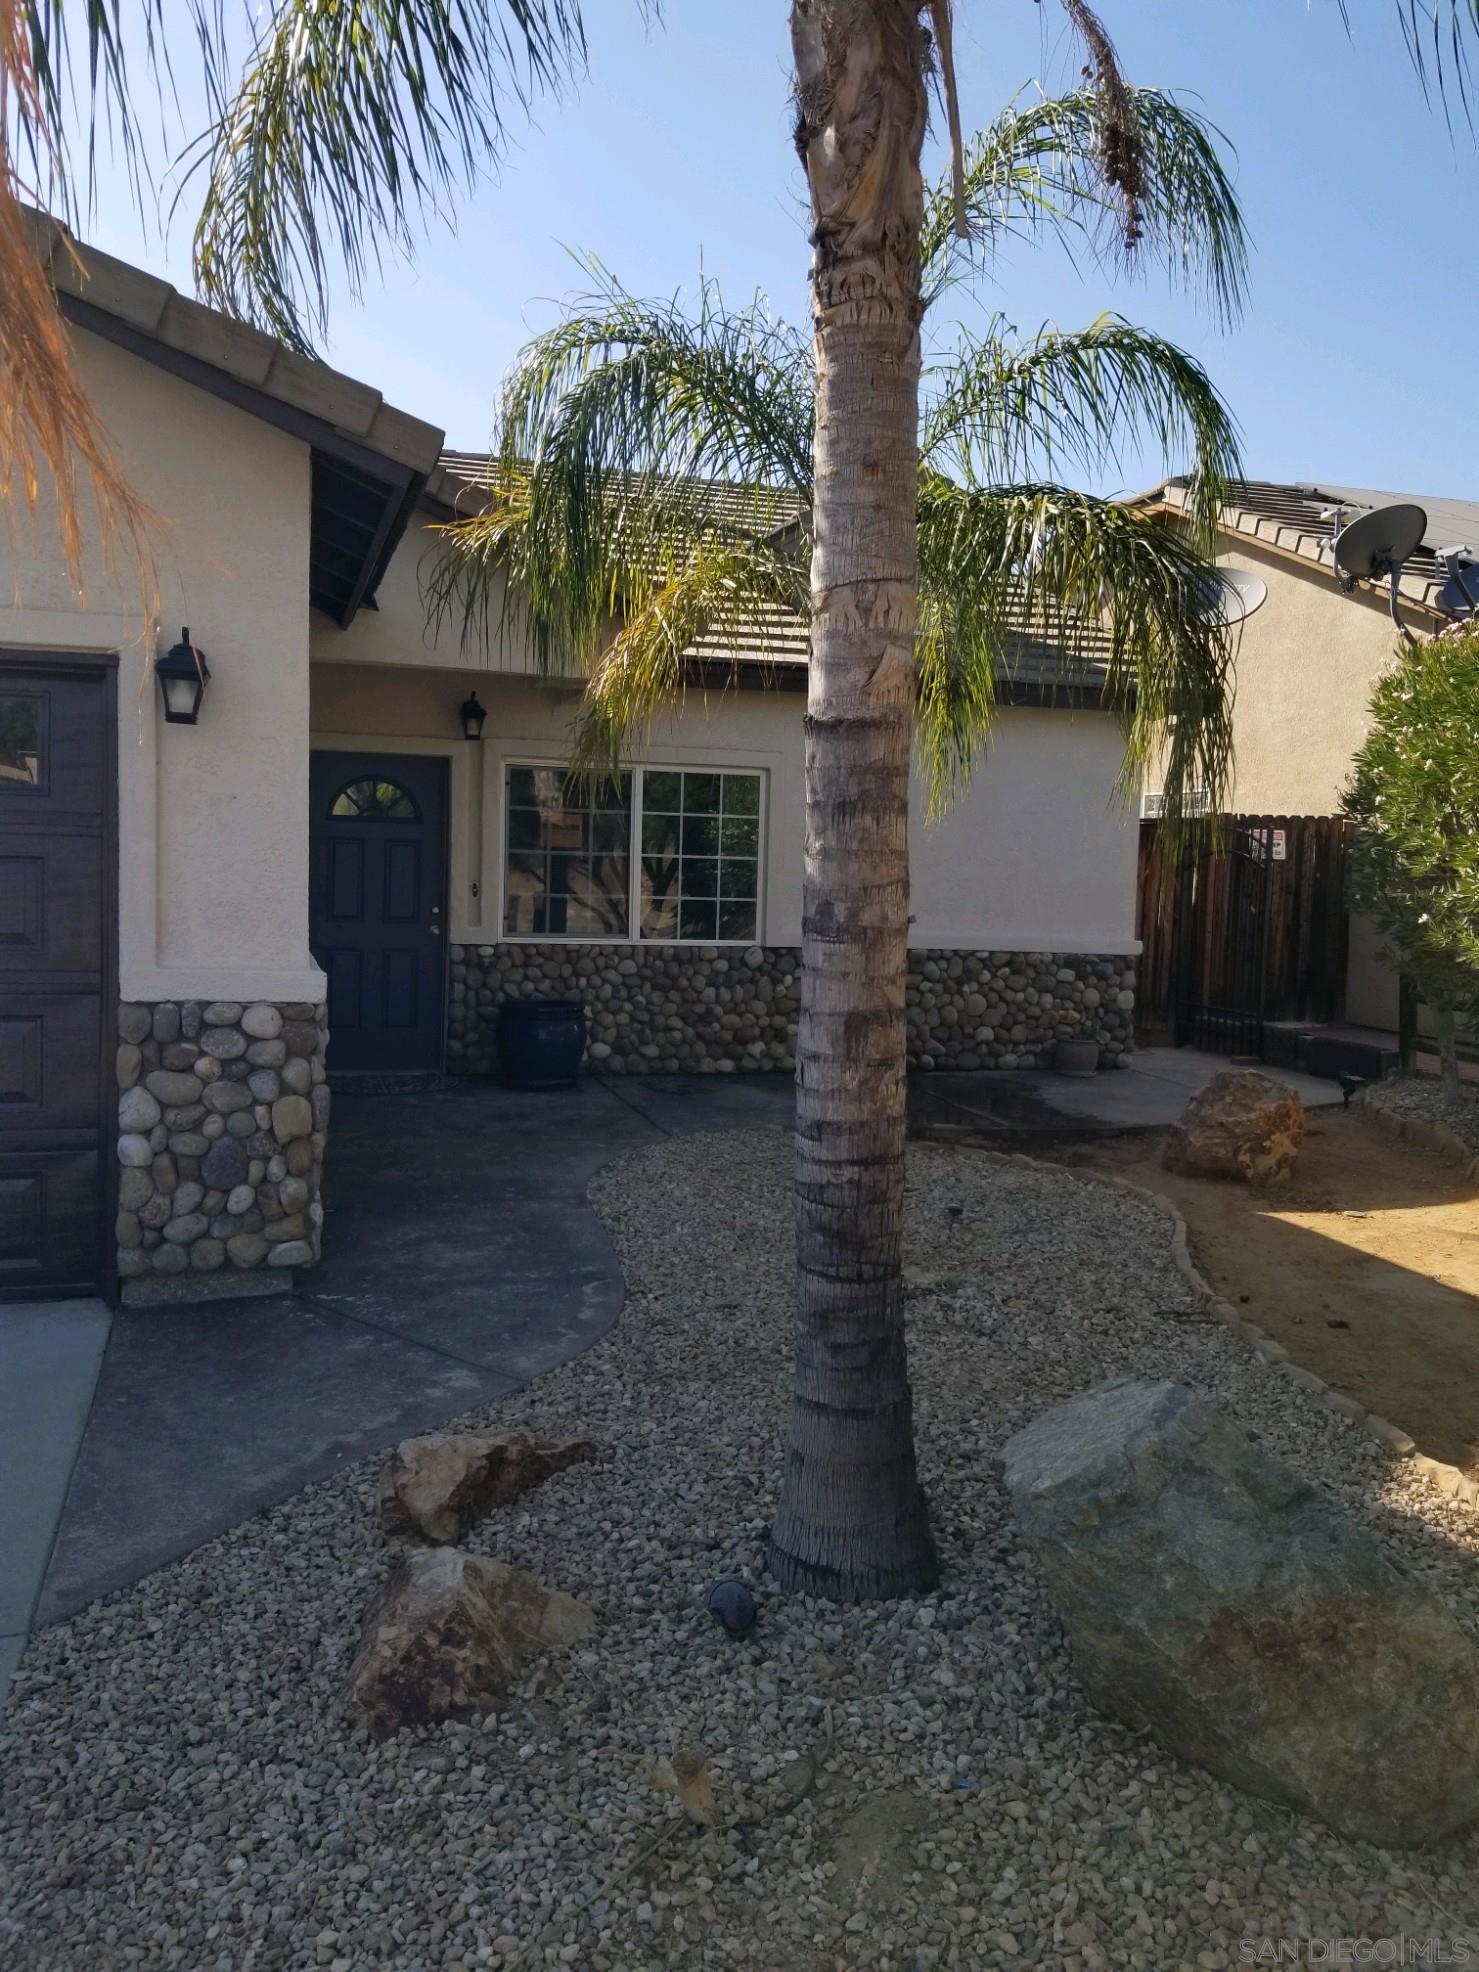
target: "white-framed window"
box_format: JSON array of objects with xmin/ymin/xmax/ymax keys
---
[
  {"xmin": 501, "ymin": 762, "xmax": 764, "ymax": 944},
  {"xmin": 1140, "ymin": 787, "xmax": 1211, "ymax": 820}
]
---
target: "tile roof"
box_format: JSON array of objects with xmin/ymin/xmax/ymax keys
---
[
  {"xmin": 1142, "ymin": 477, "xmax": 1476, "ymax": 619},
  {"xmin": 27, "ymin": 209, "xmax": 444, "ymax": 474},
  {"xmin": 431, "ymin": 452, "xmax": 1116, "ymax": 691}
]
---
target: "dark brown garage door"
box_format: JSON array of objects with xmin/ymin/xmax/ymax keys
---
[{"xmin": 0, "ymin": 656, "xmax": 114, "ymax": 1299}]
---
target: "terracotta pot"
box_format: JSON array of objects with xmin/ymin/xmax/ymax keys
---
[{"xmin": 1055, "ymin": 1036, "xmax": 1100, "ymax": 1077}]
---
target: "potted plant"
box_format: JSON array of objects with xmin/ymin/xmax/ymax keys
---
[{"xmin": 1055, "ymin": 1028, "xmax": 1100, "ymax": 1077}]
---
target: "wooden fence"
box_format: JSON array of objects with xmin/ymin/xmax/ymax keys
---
[{"xmin": 1136, "ymin": 814, "xmax": 1351, "ymax": 1041}]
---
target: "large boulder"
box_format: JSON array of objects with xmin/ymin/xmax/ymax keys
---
[
  {"xmin": 1163, "ymin": 1068, "xmax": 1303, "ymax": 1181},
  {"xmin": 349, "ymin": 1548, "xmax": 594, "ymax": 1738},
  {"xmin": 379, "ymin": 1430, "xmax": 596, "ymax": 1543},
  {"xmin": 1000, "ymin": 1378, "xmax": 1479, "ymax": 1847}
]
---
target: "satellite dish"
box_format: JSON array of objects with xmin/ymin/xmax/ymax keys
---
[
  {"xmin": 1436, "ymin": 546, "xmax": 1479, "ymax": 619},
  {"xmin": 1212, "ymin": 568, "xmax": 1268, "ymax": 626},
  {"xmin": 1332, "ymin": 502, "xmax": 1428, "ymax": 643}
]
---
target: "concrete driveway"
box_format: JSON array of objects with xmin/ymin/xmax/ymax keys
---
[{"xmin": 1, "ymin": 1048, "xmax": 1339, "ymax": 1710}]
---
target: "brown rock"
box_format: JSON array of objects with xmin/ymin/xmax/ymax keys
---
[
  {"xmin": 348, "ymin": 1548, "xmax": 594, "ymax": 1738},
  {"xmin": 380, "ymin": 1431, "xmax": 597, "ymax": 1544},
  {"xmin": 1163, "ymin": 1068, "xmax": 1304, "ymax": 1182}
]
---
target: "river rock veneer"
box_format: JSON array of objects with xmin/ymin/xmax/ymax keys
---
[
  {"xmin": 115, "ymin": 999, "xmax": 329, "ymax": 1300},
  {"xmin": 1001, "ymin": 1377, "xmax": 1479, "ymax": 1848},
  {"xmin": 447, "ymin": 943, "xmax": 1136, "ymax": 1075}
]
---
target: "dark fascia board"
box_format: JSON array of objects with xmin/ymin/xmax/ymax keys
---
[{"xmin": 59, "ymin": 292, "xmax": 428, "ymax": 627}]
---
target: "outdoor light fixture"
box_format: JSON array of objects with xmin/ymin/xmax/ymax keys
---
[
  {"xmin": 459, "ymin": 690, "xmax": 487, "ymax": 742},
  {"xmin": 156, "ymin": 628, "xmax": 210, "ymax": 725}
]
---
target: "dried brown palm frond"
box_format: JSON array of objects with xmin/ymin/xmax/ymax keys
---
[{"xmin": 0, "ymin": 0, "xmax": 154, "ymax": 604}]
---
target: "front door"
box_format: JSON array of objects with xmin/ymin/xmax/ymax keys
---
[
  {"xmin": 0, "ymin": 657, "xmax": 113, "ymax": 1299},
  {"xmin": 309, "ymin": 751, "xmax": 448, "ymax": 1072}
]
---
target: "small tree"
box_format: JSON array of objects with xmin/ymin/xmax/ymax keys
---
[{"xmin": 1343, "ymin": 626, "xmax": 1479, "ymax": 1099}]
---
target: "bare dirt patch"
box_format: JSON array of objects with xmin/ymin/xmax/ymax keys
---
[{"xmin": 1062, "ymin": 1109, "xmax": 1479, "ymax": 1473}]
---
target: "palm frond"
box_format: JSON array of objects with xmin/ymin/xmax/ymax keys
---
[
  {"xmin": 433, "ymin": 265, "xmax": 812, "ymax": 676},
  {"xmin": 915, "ymin": 478, "xmax": 1234, "ymax": 830},
  {"xmin": 1348, "ymin": 1, "xmax": 1479, "ymax": 129},
  {"xmin": 923, "ymin": 86, "xmax": 1248, "ymax": 327},
  {"xmin": 188, "ymin": 0, "xmax": 594, "ymax": 352},
  {"xmin": 922, "ymin": 313, "xmax": 1241, "ymax": 549},
  {"xmin": 574, "ymin": 534, "xmax": 808, "ymax": 772},
  {"xmin": 1, "ymin": 0, "xmax": 155, "ymax": 599},
  {"xmin": 13, "ymin": 0, "xmax": 185, "ymax": 214}
]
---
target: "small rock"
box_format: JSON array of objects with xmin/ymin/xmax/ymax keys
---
[
  {"xmin": 241, "ymin": 1004, "xmax": 284, "ymax": 1040},
  {"xmin": 380, "ymin": 1432, "xmax": 597, "ymax": 1544},
  {"xmin": 348, "ymin": 1548, "xmax": 595, "ymax": 1738},
  {"xmin": 271, "ymin": 1095, "xmax": 314, "ymax": 1142},
  {"xmin": 1163, "ymin": 1070, "xmax": 1304, "ymax": 1182}
]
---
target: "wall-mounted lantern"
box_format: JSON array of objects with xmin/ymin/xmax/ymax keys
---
[
  {"xmin": 459, "ymin": 690, "xmax": 487, "ymax": 742},
  {"xmin": 156, "ymin": 628, "xmax": 211, "ymax": 725}
]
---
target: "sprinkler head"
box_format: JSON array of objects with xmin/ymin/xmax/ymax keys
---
[{"xmin": 706, "ymin": 1578, "xmax": 758, "ymax": 1638}]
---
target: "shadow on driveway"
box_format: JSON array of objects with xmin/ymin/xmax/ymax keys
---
[
  {"xmin": 33, "ymin": 1050, "xmax": 1337, "ymax": 1626},
  {"xmin": 36, "ymin": 1073, "xmax": 792, "ymax": 1625}
]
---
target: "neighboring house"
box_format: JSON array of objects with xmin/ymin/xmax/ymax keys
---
[
  {"xmin": 3, "ymin": 220, "xmax": 1139, "ymax": 1307},
  {"xmin": 1133, "ymin": 477, "xmax": 1477, "ymax": 1032}
]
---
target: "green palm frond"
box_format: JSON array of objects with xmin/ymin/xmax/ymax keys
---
[
  {"xmin": 497, "ymin": 261, "xmax": 814, "ymax": 495},
  {"xmin": 922, "ymin": 314, "xmax": 1241, "ymax": 550},
  {"xmin": 575, "ymin": 534, "xmax": 809, "ymax": 771},
  {"xmin": 433, "ymin": 265, "xmax": 811, "ymax": 673},
  {"xmin": 915, "ymin": 479, "xmax": 1234, "ymax": 826},
  {"xmin": 187, "ymin": 0, "xmax": 594, "ymax": 351},
  {"xmin": 1347, "ymin": 1, "xmax": 1479, "ymax": 128},
  {"xmin": 428, "ymin": 254, "xmax": 1237, "ymax": 843},
  {"xmin": 922, "ymin": 87, "xmax": 1248, "ymax": 326}
]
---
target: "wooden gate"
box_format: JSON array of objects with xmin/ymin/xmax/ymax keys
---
[{"xmin": 1136, "ymin": 814, "xmax": 1351, "ymax": 1050}]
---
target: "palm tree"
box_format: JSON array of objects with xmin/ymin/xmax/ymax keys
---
[
  {"xmin": 4, "ymin": 0, "xmax": 1478, "ymax": 1602},
  {"xmin": 424, "ymin": 66, "xmax": 1249, "ymax": 1596}
]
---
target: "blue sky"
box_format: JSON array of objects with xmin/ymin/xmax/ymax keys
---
[{"xmin": 78, "ymin": 0, "xmax": 1477, "ymax": 495}]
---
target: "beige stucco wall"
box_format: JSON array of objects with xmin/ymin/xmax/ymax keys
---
[
  {"xmin": 1214, "ymin": 538, "xmax": 1402, "ymax": 817},
  {"xmin": 0, "ymin": 328, "xmax": 321, "ymax": 1001},
  {"xmin": 308, "ymin": 659, "xmax": 1141, "ymax": 954},
  {"xmin": 311, "ymin": 518, "xmax": 554, "ymax": 680},
  {"xmin": 1139, "ymin": 530, "xmax": 1417, "ymax": 1033}
]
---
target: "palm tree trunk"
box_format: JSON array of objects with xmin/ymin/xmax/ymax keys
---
[
  {"xmin": 769, "ymin": 0, "xmax": 938, "ymax": 1601},
  {"xmin": 1436, "ymin": 1005, "xmax": 1462, "ymax": 1101}
]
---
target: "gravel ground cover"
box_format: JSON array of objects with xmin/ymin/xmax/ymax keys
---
[
  {"xmin": 5, "ymin": 1129, "xmax": 1479, "ymax": 1972},
  {"xmin": 1363, "ymin": 1071, "xmax": 1479, "ymax": 1156}
]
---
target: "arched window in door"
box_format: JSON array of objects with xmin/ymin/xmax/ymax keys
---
[{"xmin": 328, "ymin": 777, "xmax": 421, "ymax": 822}]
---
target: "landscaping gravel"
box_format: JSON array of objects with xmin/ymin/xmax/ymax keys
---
[
  {"xmin": 5, "ymin": 1129, "xmax": 1479, "ymax": 1971},
  {"xmin": 1363, "ymin": 1071, "xmax": 1479, "ymax": 1157}
]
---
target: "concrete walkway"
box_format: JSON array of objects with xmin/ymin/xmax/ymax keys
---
[
  {"xmin": 28, "ymin": 1073, "xmax": 793, "ymax": 1636},
  {"xmin": 2, "ymin": 1046, "xmax": 1341, "ymax": 1712},
  {"xmin": 0, "ymin": 1299, "xmax": 111, "ymax": 1712},
  {"xmin": 908, "ymin": 1045, "xmax": 1341, "ymax": 1139}
]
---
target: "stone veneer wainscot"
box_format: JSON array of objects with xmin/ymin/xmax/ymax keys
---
[
  {"xmin": 447, "ymin": 945, "xmax": 1135, "ymax": 1075},
  {"xmin": 115, "ymin": 999, "xmax": 329, "ymax": 1301}
]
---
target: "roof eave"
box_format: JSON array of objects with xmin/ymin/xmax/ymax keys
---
[{"xmin": 39, "ymin": 212, "xmax": 444, "ymax": 627}]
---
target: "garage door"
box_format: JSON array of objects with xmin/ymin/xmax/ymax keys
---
[{"xmin": 0, "ymin": 658, "xmax": 113, "ymax": 1299}]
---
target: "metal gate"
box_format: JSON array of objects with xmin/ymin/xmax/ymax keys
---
[
  {"xmin": 1172, "ymin": 827, "xmax": 1274, "ymax": 1056},
  {"xmin": 1137, "ymin": 815, "xmax": 1351, "ymax": 1053}
]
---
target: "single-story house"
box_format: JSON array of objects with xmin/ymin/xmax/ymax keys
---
[
  {"xmin": 1134, "ymin": 476, "xmax": 1476, "ymax": 1034},
  {"xmin": 3, "ymin": 220, "xmax": 1144, "ymax": 1307}
]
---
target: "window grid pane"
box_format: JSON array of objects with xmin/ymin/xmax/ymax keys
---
[
  {"xmin": 504, "ymin": 765, "xmax": 758, "ymax": 944},
  {"xmin": 503, "ymin": 767, "xmax": 631, "ymax": 937},
  {"xmin": 639, "ymin": 769, "xmax": 761, "ymax": 945}
]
